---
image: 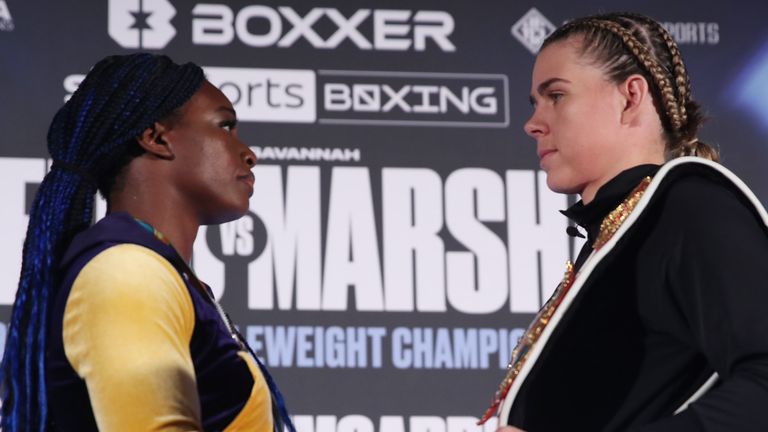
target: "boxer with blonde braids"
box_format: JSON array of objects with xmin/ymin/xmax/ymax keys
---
[{"xmin": 481, "ymin": 12, "xmax": 768, "ymax": 432}]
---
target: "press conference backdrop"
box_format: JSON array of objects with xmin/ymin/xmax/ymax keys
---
[{"xmin": 1, "ymin": 1, "xmax": 767, "ymax": 431}]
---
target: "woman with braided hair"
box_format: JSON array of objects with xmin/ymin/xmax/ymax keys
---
[
  {"xmin": 0, "ymin": 53, "xmax": 295, "ymax": 431},
  {"xmin": 480, "ymin": 12, "xmax": 768, "ymax": 432}
]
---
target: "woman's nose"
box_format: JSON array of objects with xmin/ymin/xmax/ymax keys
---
[
  {"xmin": 243, "ymin": 144, "xmax": 257, "ymax": 168},
  {"xmin": 524, "ymin": 111, "xmax": 547, "ymax": 138}
]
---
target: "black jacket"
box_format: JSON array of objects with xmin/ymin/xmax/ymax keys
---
[{"xmin": 507, "ymin": 161, "xmax": 768, "ymax": 431}]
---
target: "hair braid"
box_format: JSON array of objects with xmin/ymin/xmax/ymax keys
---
[
  {"xmin": 628, "ymin": 14, "xmax": 691, "ymax": 120},
  {"xmin": 583, "ymin": 19, "xmax": 686, "ymax": 132},
  {"xmin": 542, "ymin": 12, "xmax": 719, "ymax": 161},
  {"xmin": 0, "ymin": 53, "xmax": 204, "ymax": 431}
]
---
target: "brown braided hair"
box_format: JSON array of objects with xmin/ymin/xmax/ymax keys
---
[{"xmin": 542, "ymin": 13, "xmax": 719, "ymax": 161}]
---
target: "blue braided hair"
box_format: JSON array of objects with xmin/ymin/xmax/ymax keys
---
[{"xmin": 0, "ymin": 53, "xmax": 204, "ymax": 431}]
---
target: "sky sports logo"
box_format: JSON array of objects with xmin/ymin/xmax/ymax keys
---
[
  {"xmin": 205, "ymin": 67, "xmax": 317, "ymax": 123},
  {"xmin": 204, "ymin": 67, "xmax": 509, "ymax": 128}
]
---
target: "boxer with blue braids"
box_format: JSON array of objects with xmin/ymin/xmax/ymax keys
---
[{"xmin": 1, "ymin": 53, "xmax": 295, "ymax": 432}]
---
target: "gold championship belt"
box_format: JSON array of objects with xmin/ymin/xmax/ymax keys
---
[{"xmin": 478, "ymin": 177, "xmax": 652, "ymax": 425}]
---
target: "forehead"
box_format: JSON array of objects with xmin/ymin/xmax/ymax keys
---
[
  {"xmin": 531, "ymin": 37, "xmax": 603, "ymax": 89},
  {"xmin": 181, "ymin": 81, "xmax": 234, "ymax": 114},
  {"xmin": 534, "ymin": 39, "xmax": 581, "ymax": 75}
]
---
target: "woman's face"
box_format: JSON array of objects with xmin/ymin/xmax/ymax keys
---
[
  {"xmin": 165, "ymin": 81, "xmax": 257, "ymax": 224},
  {"xmin": 524, "ymin": 37, "xmax": 630, "ymax": 201}
]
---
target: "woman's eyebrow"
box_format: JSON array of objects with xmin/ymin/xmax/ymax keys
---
[
  {"xmin": 529, "ymin": 77, "xmax": 571, "ymax": 105},
  {"xmin": 217, "ymin": 106, "xmax": 237, "ymax": 117}
]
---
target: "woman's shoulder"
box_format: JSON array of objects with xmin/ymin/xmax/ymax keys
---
[
  {"xmin": 80, "ymin": 241, "xmax": 187, "ymax": 285},
  {"xmin": 651, "ymin": 159, "xmax": 767, "ymax": 235},
  {"xmin": 71, "ymin": 243, "xmax": 192, "ymax": 311}
]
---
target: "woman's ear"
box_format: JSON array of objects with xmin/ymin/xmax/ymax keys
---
[
  {"xmin": 136, "ymin": 122, "xmax": 174, "ymax": 159},
  {"xmin": 618, "ymin": 74, "xmax": 651, "ymax": 126}
]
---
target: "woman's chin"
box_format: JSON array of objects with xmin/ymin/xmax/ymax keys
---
[
  {"xmin": 201, "ymin": 207, "xmax": 249, "ymax": 226},
  {"xmin": 545, "ymin": 177, "xmax": 583, "ymax": 196}
]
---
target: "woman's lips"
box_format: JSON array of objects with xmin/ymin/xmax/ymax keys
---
[
  {"xmin": 537, "ymin": 149, "xmax": 556, "ymax": 164},
  {"xmin": 537, "ymin": 148, "xmax": 556, "ymax": 159},
  {"xmin": 238, "ymin": 173, "xmax": 255, "ymax": 188}
]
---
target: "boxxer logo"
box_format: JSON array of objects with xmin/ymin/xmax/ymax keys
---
[
  {"xmin": 192, "ymin": 4, "xmax": 456, "ymax": 51},
  {"xmin": 108, "ymin": 0, "xmax": 176, "ymax": 49}
]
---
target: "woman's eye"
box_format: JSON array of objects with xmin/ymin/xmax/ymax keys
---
[
  {"xmin": 220, "ymin": 121, "xmax": 237, "ymax": 133},
  {"xmin": 549, "ymin": 93, "xmax": 563, "ymax": 103}
]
